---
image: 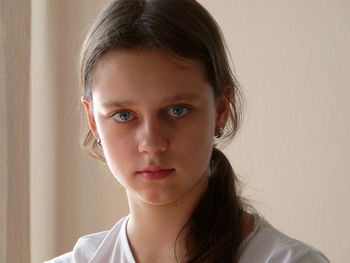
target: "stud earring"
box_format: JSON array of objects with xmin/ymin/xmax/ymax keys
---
[
  {"xmin": 97, "ymin": 138, "xmax": 102, "ymax": 146},
  {"xmin": 215, "ymin": 127, "xmax": 223, "ymax": 138}
]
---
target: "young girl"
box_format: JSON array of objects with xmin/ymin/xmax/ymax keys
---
[{"xmin": 47, "ymin": 0, "xmax": 329, "ymax": 262}]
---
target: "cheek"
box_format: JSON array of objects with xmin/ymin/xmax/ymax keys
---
[
  {"xmin": 99, "ymin": 128, "xmax": 137, "ymax": 180},
  {"xmin": 173, "ymin": 118, "xmax": 215, "ymax": 173}
]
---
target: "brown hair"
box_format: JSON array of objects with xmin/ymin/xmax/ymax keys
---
[{"xmin": 80, "ymin": 0, "xmax": 251, "ymax": 262}]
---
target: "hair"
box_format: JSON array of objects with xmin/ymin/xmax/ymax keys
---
[{"xmin": 79, "ymin": 0, "xmax": 252, "ymax": 262}]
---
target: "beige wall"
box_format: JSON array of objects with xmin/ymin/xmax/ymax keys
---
[
  {"xmin": 30, "ymin": 0, "xmax": 128, "ymax": 262},
  {"xmin": 208, "ymin": 1, "xmax": 350, "ymax": 262},
  {"xmin": 28, "ymin": 0, "xmax": 349, "ymax": 263},
  {"xmin": 0, "ymin": 0, "xmax": 31, "ymax": 262}
]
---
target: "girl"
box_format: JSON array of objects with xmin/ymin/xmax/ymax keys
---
[{"xmin": 47, "ymin": 0, "xmax": 329, "ymax": 262}]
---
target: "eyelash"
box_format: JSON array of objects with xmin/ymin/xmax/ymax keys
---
[{"xmin": 111, "ymin": 105, "xmax": 192, "ymax": 123}]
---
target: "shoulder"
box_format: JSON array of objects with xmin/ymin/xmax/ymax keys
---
[
  {"xmin": 239, "ymin": 213, "xmax": 330, "ymax": 263},
  {"xmin": 44, "ymin": 217, "xmax": 128, "ymax": 263}
]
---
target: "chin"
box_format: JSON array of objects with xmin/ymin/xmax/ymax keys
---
[{"xmin": 138, "ymin": 192, "xmax": 184, "ymax": 207}]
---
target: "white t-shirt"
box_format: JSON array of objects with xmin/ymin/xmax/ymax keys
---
[{"xmin": 45, "ymin": 213, "xmax": 329, "ymax": 263}]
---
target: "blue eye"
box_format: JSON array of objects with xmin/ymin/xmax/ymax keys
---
[
  {"xmin": 112, "ymin": 111, "xmax": 134, "ymax": 122},
  {"xmin": 168, "ymin": 105, "xmax": 188, "ymax": 117}
]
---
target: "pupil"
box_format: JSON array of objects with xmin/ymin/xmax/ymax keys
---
[
  {"xmin": 120, "ymin": 112, "xmax": 129, "ymax": 120},
  {"xmin": 173, "ymin": 107, "xmax": 183, "ymax": 115}
]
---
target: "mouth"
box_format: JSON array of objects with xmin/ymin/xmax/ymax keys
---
[{"xmin": 136, "ymin": 166, "xmax": 175, "ymax": 180}]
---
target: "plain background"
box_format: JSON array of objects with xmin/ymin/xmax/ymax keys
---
[{"xmin": 1, "ymin": 0, "xmax": 349, "ymax": 262}]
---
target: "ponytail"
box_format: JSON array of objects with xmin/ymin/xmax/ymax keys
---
[{"xmin": 181, "ymin": 147, "xmax": 246, "ymax": 263}]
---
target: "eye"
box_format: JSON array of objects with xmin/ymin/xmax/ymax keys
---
[
  {"xmin": 167, "ymin": 105, "xmax": 189, "ymax": 118},
  {"xmin": 112, "ymin": 110, "xmax": 134, "ymax": 122}
]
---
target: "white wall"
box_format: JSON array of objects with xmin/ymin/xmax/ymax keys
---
[{"xmin": 29, "ymin": 1, "xmax": 350, "ymax": 262}]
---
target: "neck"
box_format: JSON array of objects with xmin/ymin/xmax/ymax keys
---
[{"xmin": 126, "ymin": 175, "xmax": 208, "ymax": 262}]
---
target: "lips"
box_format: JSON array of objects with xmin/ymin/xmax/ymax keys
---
[{"xmin": 136, "ymin": 166, "xmax": 175, "ymax": 180}]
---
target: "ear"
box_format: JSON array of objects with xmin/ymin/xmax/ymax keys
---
[
  {"xmin": 215, "ymin": 87, "xmax": 232, "ymax": 128},
  {"xmin": 81, "ymin": 96, "xmax": 99, "ymax": 140}
]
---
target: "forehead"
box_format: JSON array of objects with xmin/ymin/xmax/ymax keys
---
[
  {"xmin": 93, "ymin": 49, "xmax": 206, "ymax": 83},
  {"xmin": 91, "ymin": 50, "xmax": 214, "ymax": 103}
]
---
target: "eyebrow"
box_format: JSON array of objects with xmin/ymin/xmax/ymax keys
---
[{"xmin": 100, "ymin": 92, "xmax": 202, "ymax": 108}]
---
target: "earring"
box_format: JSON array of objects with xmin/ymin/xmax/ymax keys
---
[
  {"xmin": 215, "ymin": 127, "xmax": 223, "ymax": 138},
  {"xmin": 97, "ymin": 138, "xmax": 102, "ymax": 146}
]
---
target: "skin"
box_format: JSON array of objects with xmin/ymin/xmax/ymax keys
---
[{"xmin": 82, "ymin": 50, "xmax": 253, "ymax": 262}]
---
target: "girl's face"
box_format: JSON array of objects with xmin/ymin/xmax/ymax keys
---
[{"xmin": 82, "ymin": 50, "xmax": 229, "ymax": 206}]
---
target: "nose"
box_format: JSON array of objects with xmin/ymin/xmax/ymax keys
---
[{"xmin": 137, "ymin": 117, "xmax": 168, "ymax": 156}]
